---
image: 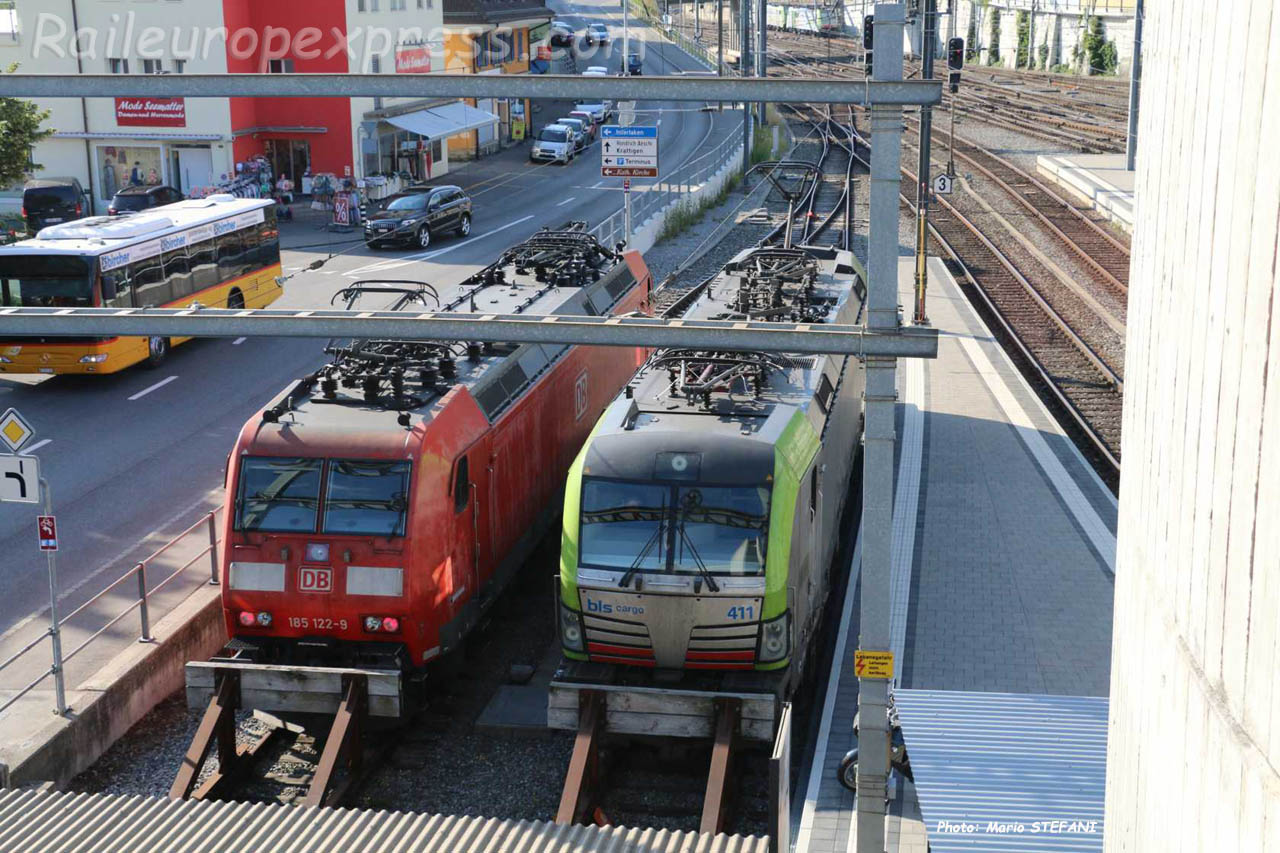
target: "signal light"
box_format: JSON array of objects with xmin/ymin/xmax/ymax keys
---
[
  {"xmin": 256, "ymin": 611, "xmax": 273, "ymax": 627},
  {"xmin": 381, "ymin": 616, "xmax": 400, "ymax": 633},
  {"xmin": 862, "ymin": 16, "xmax": 874, "ymax": 50},
  {"xmin": 238, "ymin": 611, "xmax": 256, "ymax": 627},
  {"xmin": 947, "ymin": 37, "xmax": 965, "ymax": 71},
  {"xmin": 364, "ymin": 615, "xmax": 402, "ymax": 633}
]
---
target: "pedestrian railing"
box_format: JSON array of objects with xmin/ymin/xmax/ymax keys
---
[{"xmin": 0, "ymin": 508, "xmax": 223, "ymax": 717}]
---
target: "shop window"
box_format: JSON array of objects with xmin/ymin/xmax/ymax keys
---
[
  {"xmin": 142, "ymin": 59, "xmax": 163, "ymax": 74},
  {"xmin": 267, "ymin": 59, "xmax": 295, "ymax": 74},
  {"xmin": 174, "ymin": 59, "xmax": 186, "ymax": 73},
  {"xmin": 108, "ymin": 58, "xmax": 129, "ymax": 74}
]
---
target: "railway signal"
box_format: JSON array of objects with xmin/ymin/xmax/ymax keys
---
[
  {"xmin": 862, "ymin": 15, "xmax": 874, "ymax": 75},
  {"xmin": 947, "ymin": 37, "xmax": 964, "ymax": 93}
]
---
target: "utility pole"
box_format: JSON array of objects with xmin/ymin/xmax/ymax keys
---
[
  {"xmin": 1028, "ymin": 0, "xmax": 1036, "ymax": 69},
  {"xmin": 623, "ymin": 0, "xmax": 631, "ymax": 76},
  {"xmin": 912, "ymin": 0, "xmax": 936, "ymax": 326},
  {"xmin": 858, "ymin": 5, "xmax": 905, "ymax": 852},
  {"xmin": 1125, "ymin": 0, "xmax": 1143, "ymax": 171},
  {"xmin": 740, "ymin": 0, "xmax": 752, "ymax": 176},
  {"xmin": 718, "ymin": 0, "xmax": 725, "ymax": 111},
  {"xmin": 756, "ymin": 0, "xmax": 766, "ymax": 129}
]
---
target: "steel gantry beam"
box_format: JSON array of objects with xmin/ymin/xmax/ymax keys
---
[
  {"xmin": 0, "ymin": 73, "xmax": 942, "ymax": 106},
  {"xmin": 0, "ymin": 309, "xmax": 939, "ymax": 358}
]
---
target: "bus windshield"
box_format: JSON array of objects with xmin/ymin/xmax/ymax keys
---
[
  {"xmin": 0, "ymin": 255, "xmax": 95, "ymax": 308},
  {"xmin": 579, "ymin": 478, "xmax": 770, "ymax": 575}
]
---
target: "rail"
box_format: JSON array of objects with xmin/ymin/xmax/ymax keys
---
[{"xmin": 0, "ymin": 508, "xmax": 223, "ymax": 717}]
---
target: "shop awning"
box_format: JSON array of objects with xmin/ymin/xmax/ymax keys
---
[
  {"xmin": 384, "ymin": 102, "xmax": 499, "ymax": 141},
  {"xmin": 53, "ymin": 131, "xmax": 223, "ymax": 141},
  {"xmin": 894, "ymin": 689, "xmax": 1108, "ymax": 852}
]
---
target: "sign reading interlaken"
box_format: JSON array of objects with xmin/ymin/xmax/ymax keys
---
[
  {"xmin": 601, "ymin": 125, "xmax": 659, "ymax": 178},
  {"xmin": 115, "ymin": 97, "xmax": 187, "ymax": 127}
]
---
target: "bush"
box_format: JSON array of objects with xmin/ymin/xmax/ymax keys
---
[
  {"xmin": 1015, "ymin": 11, "xmax": 1030, "ymax": 69},
  {"xmin": 657, "ymin": 170, "xmax": 742, "ymax": 243},
  {"xmin": 1038, "ymin": 44, "xmax": 1049, "ymax": 70},
  {"xmin": 1082, "ymin": 16, "xmax": 1118, "ymax": 75},
  {"xmin": 965, "ymin": 10, "xmax": 978, "ymax": 61}
]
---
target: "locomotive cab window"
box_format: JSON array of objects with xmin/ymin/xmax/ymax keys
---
[
  {"xmin": 235, "ymin": 457, "xmax": 323, "ymax": 532},
  {"xmin": 322, "ymin": 460, "xmax": 411, "ymax": 537},
  {"xmin": 453, "ymin": 456, "xmax": 470, "ymax": 512}
]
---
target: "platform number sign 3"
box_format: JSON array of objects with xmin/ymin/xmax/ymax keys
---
[
  {"xmin": 574, "ymin": 371, "xmax": 590, "ymax": 421},
  {"xmin": 932, "ymin": 173, "xmax": 954, "ymax": 195}
]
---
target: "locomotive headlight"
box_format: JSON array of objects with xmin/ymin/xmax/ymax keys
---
[
  {"xmin": 381, "ymin": 616, "xmax": 400, "ymax": 633},
  {"xmin": 256, "ymin": 611, "xmax": 273, "ymax": 627},
  {"xmin": 238, "ymin": 610, "xmax": 256, "ymax": 627},
  {"xmin": 364, "ymin": 616, "xmax": 383, "ymax": 632},
  {"xmin": 560, "ymin": 602, "xmax": 584, "ymax": 652},
  {"xmin": 758, "ymin": 611, "xmax": 791, "ymax": 663}
]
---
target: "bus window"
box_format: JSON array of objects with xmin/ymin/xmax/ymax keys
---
[
  {"xmin": 131, "ymin": 256, "xmax": 170, "ymax": 307},
  {"xmin": 100, "ymin": 268, "xmax": 133, "ymax": 308},
  {"xmin": 217, "ymin": 231, "xmax": 246, "ymax": 280},
  {"xmin": 0, "ymin": 255, "xmax": 95, "ymax": 308},
  {"xmin": 189, "ymin": 233, "xmax": 218, "ymax": 292},
  {"xmin": 241, "ymin": 220, "xmax": 262, "ymax": 268},
  {"xmin": 163, "ymin": 248, "xmax": 193, "ymax": 299}
]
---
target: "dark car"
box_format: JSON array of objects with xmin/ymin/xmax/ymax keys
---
[
  {"xmin": 364, "ymin": 185, "xmax": 473, "ymax": 249},
  {"xmin": 108, "ymin": 184, "xmax": 184, "ymax": 215},
  {"xmin": 584, "ymin": 23, "xmax": 610, "ymax": 46},
  {"xmin": 22, "ymin": 177, "xmax": 87, "ymax": 233},
  {"xmin": 627, "ymin": 50, "xmax": 643, "ymax": 75},
  {"xmin": 548, "ymin": 20, "xmax": 575, "ymax": 46}
]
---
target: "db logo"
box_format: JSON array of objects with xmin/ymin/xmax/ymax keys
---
[
  {"xmin": 298, "ymin": 567, "xmax": 332, "ymax": 593},
  {"xmin": 574, "ymin": 371, "xmax": 590, "ymax": 421}
]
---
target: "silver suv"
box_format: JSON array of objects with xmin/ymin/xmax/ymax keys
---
[{"xmin": 531, "ymin": 124, "xmax": 576, "ymax": 165}]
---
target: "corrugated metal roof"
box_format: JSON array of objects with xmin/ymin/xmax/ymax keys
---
[
  {"xmin": 0, "ymin": 789, "xmax": 771, "ymax": 853},
  {"xmin": 893, "ymin": 690, "xmax": 1107, "ymax": 852}
]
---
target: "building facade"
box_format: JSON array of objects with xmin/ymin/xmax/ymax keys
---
[
  {"xmin": 1105, "ymin": 0, "xmax": 1280, "ymax": 849},
  {"xmin": 0, "ymin": 0, "xmax": 508, "ymax": 212}
]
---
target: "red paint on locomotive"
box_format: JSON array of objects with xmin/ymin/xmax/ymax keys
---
[{"xmin": 221, "ymin": 250, "xmax": 651, "ymax": 668}]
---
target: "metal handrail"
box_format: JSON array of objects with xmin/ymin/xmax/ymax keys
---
[{"xmin": 0, "ymin": 506, "xmax": 223, "ymax": 717}]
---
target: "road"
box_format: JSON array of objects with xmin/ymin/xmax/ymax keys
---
[{"xmin": 0, "ymin": 0, "xmax": 739, "ymax": 694}]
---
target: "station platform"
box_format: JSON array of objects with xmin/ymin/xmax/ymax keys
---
[
  {"xmin": 1035, "ymin": 153, "xmax": 1134, "ymax": 234},
  {"xmin": 791, "ymin": 258, "xmax": 1118, "ymax": 853}
]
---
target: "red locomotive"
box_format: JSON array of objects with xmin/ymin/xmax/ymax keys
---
[{"xmin": 218, "ymin": 226, "xmax": 651, "ymax": 676}]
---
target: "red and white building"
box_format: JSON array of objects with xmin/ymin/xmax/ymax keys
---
[{"xmin": 1, "ymin": 0, "xmax": 511, "ymax": 213}]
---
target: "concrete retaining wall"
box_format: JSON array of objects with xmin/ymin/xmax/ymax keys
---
[
  {"xmin": 950, "ymin": 1, "xmax": 1135, "ymax": 74},
  {"xmin": 5, "ymin": 586, "xmax": 226, "ymax": 788},
  {"xmin": 630, "ymin": 142, "xmax": 745, "ymax": 255},
  {"xmin": 1105, "ymin": 0, "xmax": 1280, "ymax": 849}
]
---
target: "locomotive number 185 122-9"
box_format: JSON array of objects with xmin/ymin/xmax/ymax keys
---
[{"xmin": 286, "ymin": 616, "xmax": 349, "ymax": 630}]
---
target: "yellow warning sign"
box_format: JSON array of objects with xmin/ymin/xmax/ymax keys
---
[
  {"xmin": 0, "ymin": 408, "xmax": 34, "ymax": 453},
  {"xmin": 854, "ymin": 649, "xmax": 894, "ymax": 679}
]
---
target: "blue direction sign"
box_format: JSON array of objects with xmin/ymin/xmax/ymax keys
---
[{"xmin": 601, "ymin": 125, "xmax": 659, "ymax": 178}]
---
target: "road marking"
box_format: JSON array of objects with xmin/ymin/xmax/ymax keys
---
[
  {"xmin": 128, "ymin": 375, "xmax": 178, "ymax": 401},
  {"xmin": 24, "ymin": 439, "xmax": 51, "ymax": 453},
  {"xmin": 232, "ymin": 337, "xmax": 246, "ymax": 345},
  {"xmin": 592, "ymin": 180, "xmax": 605, "ymax": 188},
  {"xmin": 346, "ymin": 216, "xmax": 535, "ymax": 275},
  {"xmin": 557, "ymin": 197, "xmax": 577, "ymax": 206}
]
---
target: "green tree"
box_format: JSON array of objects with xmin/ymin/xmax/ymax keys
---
[
  {"xmin": 1016, "ymin": 10, "xmax": 1030, "ymax": 69},
  {"xmin": 966, "ymin": 8, "xmax": 978, "ymax": 61},
  {"xmin": 1082, "ymin": 16, "xmax": 1117, "ymax": 75},
  {"xmin": 0, "ymin": 65, "xmax": 52, "ymax": 187},
  {"xmin": 988, "ymin": 8, "xmax": 1002, "ymax": 66}
]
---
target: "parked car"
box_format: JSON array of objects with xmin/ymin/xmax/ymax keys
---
[
  {"xmin": 548, "ymin": 20, "xmax": 575, "ymax": 46},
  {"xmin": 22, "ymin": 177, "xmax": 87, "ymax": 233},
  {"xmin": 569, "ymin": 109, "xmax": 599, "ymax": 139},
  {"xmin": 583, "ymin": 65, "xmax": 610, "ymax": 76},
  {"xmin": 364, "ymin": 184, "xmax": 472, "ymax": 249},
  {"xmin": 530, "ymin": 125, "xmax": 576, "ymax": 165},
  {"xmin": 108, "ymin": 184, "xmax": 184, "ymax": 215},
  {"xmin": 584, "ymin": 23, "xmax": 610, "ymax": 46},
  {"xmin": 556, "ymin": 117, "xmax": 590, "ymax": 152}
]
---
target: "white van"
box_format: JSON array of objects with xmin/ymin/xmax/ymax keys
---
[{"xmin": 531, "ymin": 124, "xmax": 576, "ymax": 165}]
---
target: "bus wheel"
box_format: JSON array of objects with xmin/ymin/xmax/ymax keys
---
[
  {"xmin": 227, "ymin": 289, "xmax": 245, "ymax": 310},
  {"xmin": 146, "ymin": 336, "xmax": 170, "ymax": 368}
]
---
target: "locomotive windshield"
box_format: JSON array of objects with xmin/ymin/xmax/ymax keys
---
[
  {"xmin": 323, "ymin": 460, "xmax": 411, "ymax": 537},
  {"xmin": 235, "ymin": 457, "xmax": 411, "ymax": 536},
  {"xmin": 236, "ymin": 457, "xmax": 323, "ymax": 532},
  {"xmin": 579, "ymin": 478, "xmax": 769, "ymax": 575}
]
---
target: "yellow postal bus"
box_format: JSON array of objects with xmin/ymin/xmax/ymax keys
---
[{"xmin": 0, "ymin": 195, "xmax": 282, "ymax": 374}]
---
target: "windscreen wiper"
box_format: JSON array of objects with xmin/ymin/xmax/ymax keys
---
[
  {"xmin": 675, "ymin": 515, "xmax": 720, "ymax": 593},
  {"xmin": 618, "ymin": 498, "xmax": 666, "ymax": 590}
]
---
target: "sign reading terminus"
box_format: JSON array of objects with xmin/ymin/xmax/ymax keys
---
[{"xmin": 601, "ymin": 125, "xmax": 659, "ymax": 178}]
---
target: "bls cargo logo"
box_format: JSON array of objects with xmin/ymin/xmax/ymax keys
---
[
  {"xmin": 298, "ymin": 567, "xmax": 332, "ymax": 593},
  {"xmin": 585, "ymin": 598, "xmax": 645, "ymax": 616},
  {"xmin": 574, "ymin": 370, "xmax": 590, "ymax": 421}
]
